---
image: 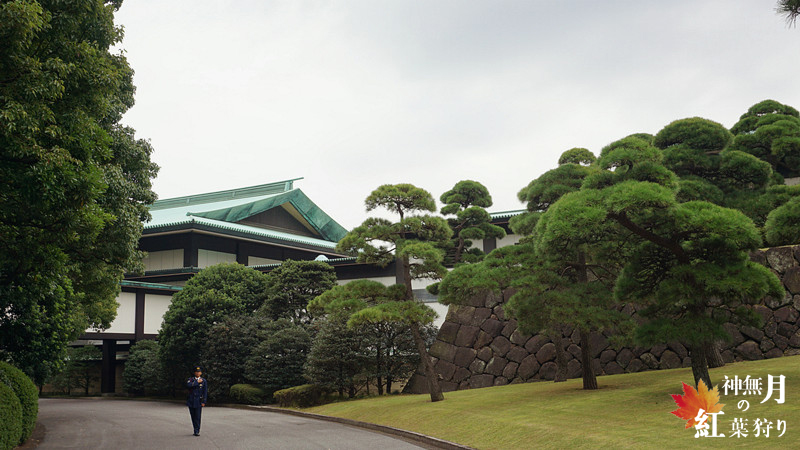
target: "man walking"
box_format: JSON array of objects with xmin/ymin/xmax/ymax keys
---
[{"xmin": 186, "ymin": 366, "xmax": 208, "ymax": 436}]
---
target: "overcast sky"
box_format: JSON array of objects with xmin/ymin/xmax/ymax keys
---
[{"xmin": 115, "ymin": 1, "xmax": 800, "ymax": 230}]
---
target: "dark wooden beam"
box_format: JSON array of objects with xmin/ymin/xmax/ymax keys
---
[
  {"xmin": 134, "ymin": 290, "xmax": 145, "ymax": 340},
  {"xmin": 101, "ymin": 340, "xmax": 117, "ymax": 393}
]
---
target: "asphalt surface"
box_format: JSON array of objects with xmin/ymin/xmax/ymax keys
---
[{"xmin": 37, "ymin": 398, "xmax": 426, "ymax": 449}]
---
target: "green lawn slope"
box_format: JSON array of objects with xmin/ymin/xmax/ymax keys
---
[{"xmin": 307, "ymin": 356, "xmax": 799, "ymax": 449}]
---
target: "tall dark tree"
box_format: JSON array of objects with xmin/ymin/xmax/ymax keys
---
[
  {"xmin": 589, "ymin": 136, "xmax": 784, "ymax": 388},
  {"xmin": 439, "ymin": 180, "xmax": 505, "ymax": 264},
  {"xmin": 203, "ymin": 314, "xmax": 271, "ymax": 402},
  {"xmin": 309, "ymin": 280, "xmax": 426, "ymax": 395},
  {"xmin": 337, "ymin": 184, "xmax": 451, "ymax": 402},
  {"xmin": 262, "ymin": 259, "xmax": 338, "ymax": 323},
  {"xmin": 304, "ymin": 313, "xmax": 368, "ymax": 398},
  {"xmin": 158, "ymin": 263, "xmax": 270, "ymax": 393},
  {"xmin": 0, "ymin": 0, "xmax": 158, "ymax": 382},
  {"xmin": 244, "ymin": 319, "xmax": 311, "ymax": 396}
]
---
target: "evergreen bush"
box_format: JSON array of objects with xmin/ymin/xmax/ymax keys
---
[
  {"xmin": 0, "ymin": 381, "xmax": 22, "ymax": 450},
  {"xmin": 273, "ymin": 384, "xmax": 329, "ymax": 408},
  {"xmin": 229, "ymin": 384, "xmax": 267, "ymax": 405},
  {"xmin": 0, "ymin": 361, "xmax": 38, "ymax": 445}
]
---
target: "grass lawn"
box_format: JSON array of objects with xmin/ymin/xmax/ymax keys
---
[{"xmin": 306, "ymin": 356, "xmax": 800, "ymax": 449}]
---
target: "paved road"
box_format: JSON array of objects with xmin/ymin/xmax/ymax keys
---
[{"xmin": 37, "ymin": 398, "xmax": 426, "ymax": 449}]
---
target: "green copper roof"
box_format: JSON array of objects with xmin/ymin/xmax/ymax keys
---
[
  {"xmin": 189, "ymin": 189, "xmax": 347, "ymax": 242},
  {"xmin": 490, "ymin": 209, "xmax": 526, "ymax": 220},
  {"xmin": 145, "ymin": 179, "xmax": 347, "ymax": 250},
  {"xmin": 119, "ymin": 280, "xmax": 183, "ymax": 291},
  {"xmin": 151, "ymin": 178, "xmax": 302, "ymax": 211}
]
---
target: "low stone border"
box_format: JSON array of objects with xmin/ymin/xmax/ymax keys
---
[{"xmin": 242, "ymin": 404, "xmax": 475, "ymax": 450}]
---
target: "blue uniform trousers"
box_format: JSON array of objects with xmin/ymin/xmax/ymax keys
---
[{"xmin": 188, "ymin": 406, "xmax": 202, "ymax": 434}]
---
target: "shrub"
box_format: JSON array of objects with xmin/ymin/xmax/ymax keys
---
[
  {"xmin": 204, "ymin": 315, "xmax": 271, "ymax": 402},
  {"xmin": 123, "ymin": 340, "xmax": 166, "ymax": 396},
  {"xmin": 0, "ymin": 381, "xmax": 22, "ymax": 450},
  {"xmin": 229, "ymin": 384, "xmax": 267, "ymax": 405},
  {"xmin": 244, "ymin": 320, "xmax": 310, "ymax": 394},
  {"xmin": 273, "ymin": 384, "xmax": 329, "ymax": 408},
  {"xmin": 0, "ymin": 361, "xmax": 38, "ymax": 445}
]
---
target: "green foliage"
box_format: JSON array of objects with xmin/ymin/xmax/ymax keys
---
[
  {"xmin": 67, "ymin": 346, "xmax": 102, "ymax": 396},
  {"xmin": 262, "ymin": 260, "xmax": 338, "ymax": 322},
  {"xmin": 764, "ymin": 196, "xmax": 800, "ymax": 246},
  {"xmin": 203, "ymin": 314, "xmax": 271, "ymax": 402},
  {"xmin": 123, "ymin": 340, "xmax": 165, "ymax": 396},
  {"xmin": 0, "ymin": 362, "xmax": 37, "ymax": 445},
  {"xmin": 228, "ymin": 384, "xmax": 268, "ymax": 405},
  {"xmin": 558, "ymin": 148, "xmax": 596, "ymax": 166},
  {"xmin": 653, "ymin": 117, "xmax": 732, "ymax": 152},
  {"xmin": 310, "ymin": 280, "xmax": 435, "ymax": 396},
  {"xmin": 0, "ymin": 0, "xmax": 158, "ymax": 382},
  {"xmin": 0, "ymin": 381, "xmax": 22, "ymax": 450},
  {"xmin": 158, "ymin": 263, "xmax": 270, "ymax": 391},
  {"xmin": 439, "ymin": 180, "xmax": 505, "ymax": 263},
  {"xmin": 244, "ymin": 320, "xmax": 311, "ymax": 395},
  {"xmin": 337, "ymin": 183, "xmax": 451, "ymax": 302},
  {"xmin": 517, "ymin": 163, "xmax": 593, "ymax": 213},
  {"xmin": 273, "ymin": 384, "xmax": 330, "ymax": 408},
  {"xmin": 305, "ymin": 314, "xmax": 367, "ymax": 398},
  {"xmin": 777, "ymin": 1, "xmax": 800, "ymax": 25},
  {"xmin": 730, "ymin": 99, "xmax": 800, "ymax": 177}
]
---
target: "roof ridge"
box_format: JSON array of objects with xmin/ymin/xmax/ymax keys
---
[{"xmin": 151, "ymin": 178, "xmax": 303, "ymax": 210}]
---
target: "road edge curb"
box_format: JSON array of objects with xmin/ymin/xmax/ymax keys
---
[{"xmin": 240, "ymin": 404, "xmax": 476, "ymax": 450}]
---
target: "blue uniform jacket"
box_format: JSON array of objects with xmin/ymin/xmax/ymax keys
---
[{"xmin": 186, "ymin": 377, "xmax": 208, "ymax": 408}]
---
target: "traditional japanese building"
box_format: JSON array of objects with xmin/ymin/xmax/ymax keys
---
[{"xmin": 74, "ymin": 178, "xmax": 523, "ymax": 394}]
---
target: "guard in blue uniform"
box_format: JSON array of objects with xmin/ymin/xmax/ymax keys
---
[{"xmin": 186, "ymin": 366, "xmax": 208, "ymax": 436}]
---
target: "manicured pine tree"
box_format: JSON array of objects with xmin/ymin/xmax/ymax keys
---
[
  {"xmin": 337, "ymin": 184, "xmax": 451, "ymax": 402},
  {"xmin": 582, "ymin": 136, "xmax": 785, "ymax": 388},
  {"xmin": 439, "ymin": 180, "xmax": 506, "ymax": 264}
]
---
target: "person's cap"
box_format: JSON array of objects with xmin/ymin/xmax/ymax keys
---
[{"xmin": 193, "ymin": 366, "xmax": 202, "ymax": 372}]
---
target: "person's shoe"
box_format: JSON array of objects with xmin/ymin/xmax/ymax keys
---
[{"xmin": 193, "ymin": 432, "xmax": 199, "ymax": 436}]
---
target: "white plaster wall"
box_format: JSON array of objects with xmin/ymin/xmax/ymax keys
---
[
  {"xmin": 197, "ymin": 249, "xmax": 236, "ymax": 268},
  {"xmin": 144, "ymin": 294, "xmax": 173, "ymax": 335},
  {"xmin": 426, "ymin": 302, "xmax": 448, "ymax": 328},
  {"xmin": 97, "ymin": 292, "xmax": 136, "ymax": 334},
  {"xmin": 336, "ymin": 276, "xmax": 396, "ymax": 286},
  {"xmin": 495, "ymin": 233, "xmax": 521, "ymax": 249},
  {"xmin": 143, "ymin": 249, "xmax": 184, "ymax": 271}
]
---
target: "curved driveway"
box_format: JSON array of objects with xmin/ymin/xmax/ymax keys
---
[{"xmin": 37, "ymin": 398, "xmax": 426, "ymax": 449}]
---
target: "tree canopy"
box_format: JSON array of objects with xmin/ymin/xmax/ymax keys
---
[
  {"xmin": 439, "ymin": 180, "xmax": 505, "ymax": 264},
  {"xmin": 261, "ymin": 259, "xmax": 338, "ymax": 323},
  {"xmin": 336, "ymin": 184, "xmax": 450, "ymax": 401},
  {"xmin": 0, "ymin": 0, "xmax": 158, "ymax": 382},
  {"xmin": 158, "ymin": 263, "xmax": 270, "ymax": 390}
]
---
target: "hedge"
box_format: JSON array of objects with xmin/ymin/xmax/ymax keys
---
[
  {"xmin": 229, "ymin": 384, "xmax": 268, "ymax": 405},
  {"xmin": 0, "ymin": 381, "xmax": 22, "ymax": 450},
  {"xmin": 273, "ymin": 384, "xmax": 329, "ymax": 408},
  {"xmin": 0, "ymin": 361, "xmax": 39, "ymax": 445}
]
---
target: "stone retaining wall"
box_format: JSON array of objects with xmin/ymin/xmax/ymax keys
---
[{"xmin": 404, "ymin": 245, "xmax": 800, "ymax": 393}]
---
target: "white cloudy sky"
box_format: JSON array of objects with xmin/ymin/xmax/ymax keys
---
[{"xmin": 115, "ymin": 1, "xmax": 800, "ymax": 229}]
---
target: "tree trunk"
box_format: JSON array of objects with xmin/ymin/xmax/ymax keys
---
[
  {"xmin": 706, "ymin": 341, "xmax": 725, "ymax": 368},
  {"xmin": 551, "ymin": 331, "xmax": 568, "ymax": 383},
  {"xmin": 376, "ymin": 341, "xmax": 384, "ymax": 395},
  {"xmin": 411, "ymin": 323, "xmax": 444, "ymax": 402},
  {"xmin": 386, "ymin": 378, "xmax": 392, "ymax": 394},
  {"xmin": 454, "ymin": 237, "xmax": 465, "ymax": 264},
  {"xmin": 402, "ymin": 258, "xmax": 414, "ymax": 299},
  {"xmin": 579, "ymin": 329, "xmax": 598, "ymax": 390},
  {"xmin": 689, "ymin": 342, "xmax": 712, "ymax": 389}
]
